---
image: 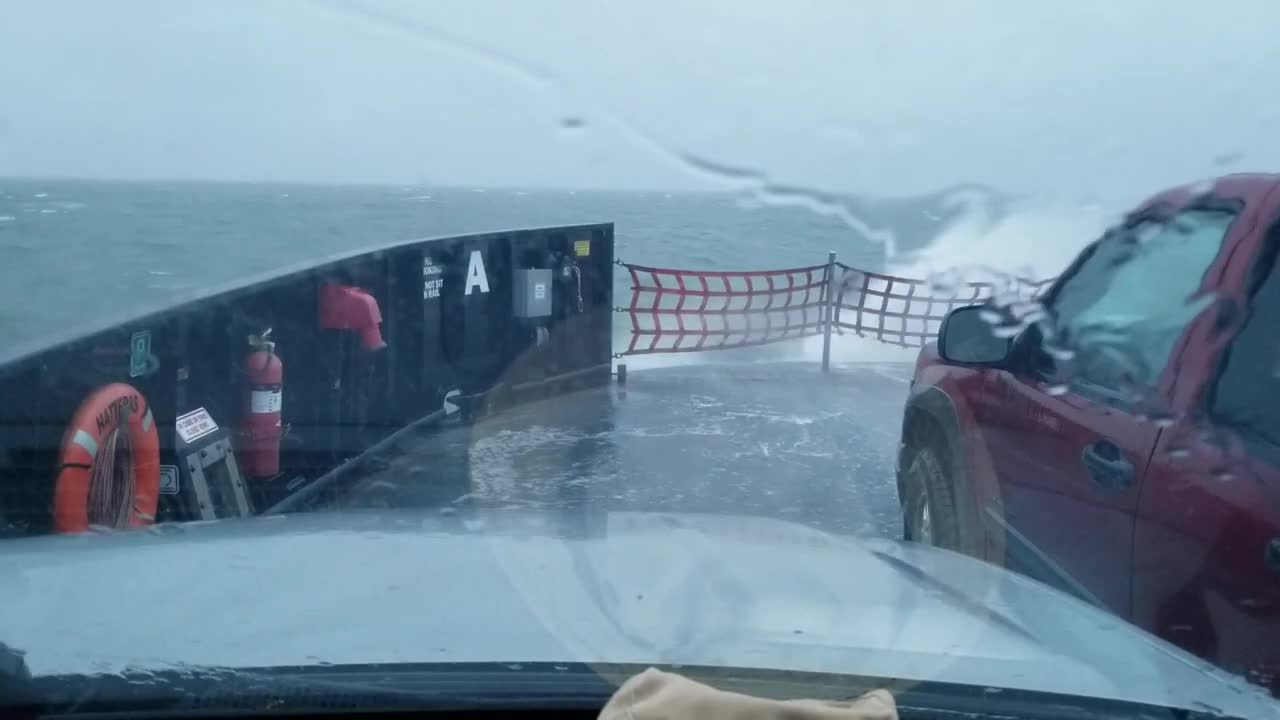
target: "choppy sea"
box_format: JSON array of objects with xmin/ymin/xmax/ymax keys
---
[{"xmin": 0, "ymin": 178, "xmax": 989, "ymax": 359}]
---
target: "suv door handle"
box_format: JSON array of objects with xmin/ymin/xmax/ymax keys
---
[{"xmin": 1081, "ymin": 439, "xmax": 1134, "ymax": 490}]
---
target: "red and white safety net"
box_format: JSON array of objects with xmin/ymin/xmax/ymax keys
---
[
  {"xmin": 831, "ymin": 264, "xmax": 1052, "ymax": 347},
  {"xmin": 621, "ymin": 263, "xmax": 829, "ymax": 355}
]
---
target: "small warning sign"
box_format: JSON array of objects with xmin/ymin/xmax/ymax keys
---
[
  {"xmin": 422, "ymin": 254, "xmax": 443, "ymax": 300},
  {"xmin": 176, "ymin": 407, "xmax": 218, "ymax": 444},
  {"xmin": 574, "ymin": 239, "xmax": 590, "ymax": 257},
  {"xmin": 129, "ymin": 330, "xmax": 152, "ymax": 378},
  {"xmin": 159, "ymin": 465, "xmax": 179, "ymax": 495}
]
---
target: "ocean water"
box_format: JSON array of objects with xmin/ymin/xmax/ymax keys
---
[{"xmin": 0, "ymin": 178, "xmax": 1105, "ymax": 366}]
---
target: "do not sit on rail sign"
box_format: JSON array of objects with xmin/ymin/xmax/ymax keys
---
[{"xmin": 175, "ymin": 407, "xmax": 219, "ymax": 445}]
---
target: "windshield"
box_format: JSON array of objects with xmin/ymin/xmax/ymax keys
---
[{"xmin": 2, "ymin": 2, "xmax": 1280, "ymax": 718}]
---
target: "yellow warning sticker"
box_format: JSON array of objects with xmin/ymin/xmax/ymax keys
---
[{"xmin": 574, "ymin": 239, "xmax": 591, "ymax": 257}]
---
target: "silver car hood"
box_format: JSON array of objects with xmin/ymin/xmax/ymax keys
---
[{"xmin": 0, "ymin": 509, "xmax": 1272, "ymax": 716}]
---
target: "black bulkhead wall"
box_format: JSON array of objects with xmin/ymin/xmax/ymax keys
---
[
  {"xmin": 383, "ymin": 243, "xmax": 428, "ymax": 422},
  {"xmin": 583, "ymin": 225, "xmax": 616, "ymax": 364},
  {"xmin": 0, "ymin": 313, "xmax": 188, "ymax": 533},
  {"xmin": 0, "ymin": 224, "xmax": 614, "ymax": 531},
  {"xmin": 434, "ymin": 235, "xmax": 520, "ymax": 395}
]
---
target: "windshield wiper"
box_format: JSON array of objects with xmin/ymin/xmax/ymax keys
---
[
  {"xmin": 0, "ymin": 642, "xmax": 33, "ymax": 708},
  {"xmin": 17, "ymin": 662, "xmax": 1249, "ymax": 720}
]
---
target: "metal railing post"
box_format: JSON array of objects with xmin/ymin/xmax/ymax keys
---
[{"xmin": 822, "ymin": 250, "xmax": 836, "ymax": 373}]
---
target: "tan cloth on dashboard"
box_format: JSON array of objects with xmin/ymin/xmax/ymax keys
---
[{"xmin": 599, "ymin": 668, "xmax": 898, "ymax": 720}]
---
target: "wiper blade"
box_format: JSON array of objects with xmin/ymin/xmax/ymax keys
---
[
  {"xmin": 27, "ymin": 663, "xmax": 613, "ymax": 717},
  {"xmin": 19, "ymin": 662, "xmax": 1253, "ymax": 720},
  {"xmin": 0, "ymin": 642, "xmax": 33, "ymax": 707}
]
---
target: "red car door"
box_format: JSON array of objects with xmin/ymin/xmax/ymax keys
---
[
  {"xmin": 979, "ymin": 200, "xmax": 1252, "ymax": 617},
  {"xmin": 1133, "ymin": 189, "xmax": 1280, "ymax": 692}
]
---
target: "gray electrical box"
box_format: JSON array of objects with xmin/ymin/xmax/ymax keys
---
[{"xmin": 513, "ymin": 268, "xmax": 553, "ymax": 318}]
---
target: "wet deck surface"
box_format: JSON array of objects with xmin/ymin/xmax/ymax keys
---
[{"xmin": 337, "ymin": 362, "xmax": 913, "ymax": 539}]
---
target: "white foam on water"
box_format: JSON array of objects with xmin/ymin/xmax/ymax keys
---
[
  {"xmin": 890, "ymin": 198, "xmax": 1107, "ymax": 286},
  {"xmin": 617, "ymin": 351, "xmax": 724, "ymax": 371},
  {"xmin": 0, "ymin": 216, "xmax": 14, "ymax": 222},
  {"xmin": 798, "ymin": 198, "xmax": 1107, "ymax": 364}
]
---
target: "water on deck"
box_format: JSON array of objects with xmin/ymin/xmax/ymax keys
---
[{"xmin": 335, "ymin": 361, "xmax": 912, "ymax": 540}]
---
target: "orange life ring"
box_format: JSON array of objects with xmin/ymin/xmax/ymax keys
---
[{"xmin": 53, "ymin": 383, "xmax": 160, "ymax": 533}]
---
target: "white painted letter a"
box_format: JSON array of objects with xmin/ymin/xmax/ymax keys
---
[{"xmin": 465, "ymin": 250, "xmax": 490, "ymax": 295}]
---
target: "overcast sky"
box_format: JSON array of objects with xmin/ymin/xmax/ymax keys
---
[{"xmin": 3, "ymin": 0, "xmax": 1280, "ymax": 205}]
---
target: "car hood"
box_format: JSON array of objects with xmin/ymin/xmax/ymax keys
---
[{"xmin": 0, "ymin": 508, "xmax": 1271, "ymax": 716}]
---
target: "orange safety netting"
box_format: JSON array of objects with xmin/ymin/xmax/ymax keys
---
[
  {"xmin": 620, "ymin": 261, "xmax": 1051, "ymax": 354},
  {"xmin": 621, "ymin": 263, "xmax": 830, "ymax": 355},
  {"xmin": 830, "ymin": 264, "xmax": 1052, "ymax": 347}
]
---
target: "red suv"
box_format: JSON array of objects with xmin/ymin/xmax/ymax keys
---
[{"xmin": 898, "ymin": 174, "xmax": 1280, "ymax": 692}]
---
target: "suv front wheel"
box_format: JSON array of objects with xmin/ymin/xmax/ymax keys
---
[{"xmin": 899, "ymin": 437, "xmax": 964, "ymax": 551}]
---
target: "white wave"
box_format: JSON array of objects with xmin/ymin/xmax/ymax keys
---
[
  {"xmin": 799, "ymin": 331, "xmax": 916, "ymax": 363},
  {"xmin": 616, "ymin": 351, "xmax": 720, "ymax": 371},
  {"xmin": 32, "ymin": 193, "xmax": 47, "ymax": 198},
  {"xmin": 891, "ymin": 198, "xmax": 1106, "ymax": 286},
  {"xmin": 38, "ymin": 209, "xmax": 56, "ymax": 214},
  {"xmin": 0, "ymin": 216, "xmax": 14, "ymax": 222},
  {"xmin": 798, "ymin": 197, "xmax": 1106, "ymax": 364},
  {"xmin": 612, "ymin": 195, "xmax": 1107, "ymax": 371}
]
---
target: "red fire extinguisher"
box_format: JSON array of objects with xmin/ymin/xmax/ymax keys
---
[{"xmin": 239, "ymin": 330, "xmax": 283, "ymax": 478}]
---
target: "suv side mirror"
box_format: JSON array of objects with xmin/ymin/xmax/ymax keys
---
[{"xmin": 939, "ymin": 305, "xmax": 1012, "ymax": 365}]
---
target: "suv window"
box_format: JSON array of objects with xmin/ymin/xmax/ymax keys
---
[
  {"xmin": 1048, "ymin": 208, "xmax": 1236, "ymax": 394},
  {"xmin": 1212, "ymin": 227, "xmax": 1280, "ymax": 447}
]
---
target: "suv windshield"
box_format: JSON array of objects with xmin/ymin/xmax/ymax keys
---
[{"xmin": 1050, "ymin": 208, "xmax": 1235, "ymax": 391}]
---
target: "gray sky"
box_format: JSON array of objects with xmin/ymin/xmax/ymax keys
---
[{"xmin": 3, "ymin": 0, "xmax": 1280, "ymax": 205}]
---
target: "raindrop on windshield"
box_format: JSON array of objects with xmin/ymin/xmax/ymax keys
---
[
  {"xmin": 1171, "ymin": 215, "xmax": 1199, "ymax": 235},
  {"xmin": 1135, "ymin": 224, "xmax": 1163, "ymax": 245},
  {"xmin": 1186, "ymin": 178, "xmax": 1216, "ymax": 196},
  {"xmin": 1044, "ymin": 343, "xmax": 1076, "ymax": 361},
  {"xmin": 1017, "ymin": 308, "xmax": 1048, "ymax": 325},
  {"xmin": 978, "ymin": 309, "xmax": 1003, "ymax": 325},
  {"xmin": 926, "ymin": 271, "xmax": 962, "ymax": 297},
  {"xmin": 1212, "ymin": 151, "xmax": 1243, "ymax": 168}
]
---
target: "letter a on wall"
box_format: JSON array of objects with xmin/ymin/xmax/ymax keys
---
[{"xmin": 465, "ymin": 250, "xmax": 490, "ymax": 296}]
